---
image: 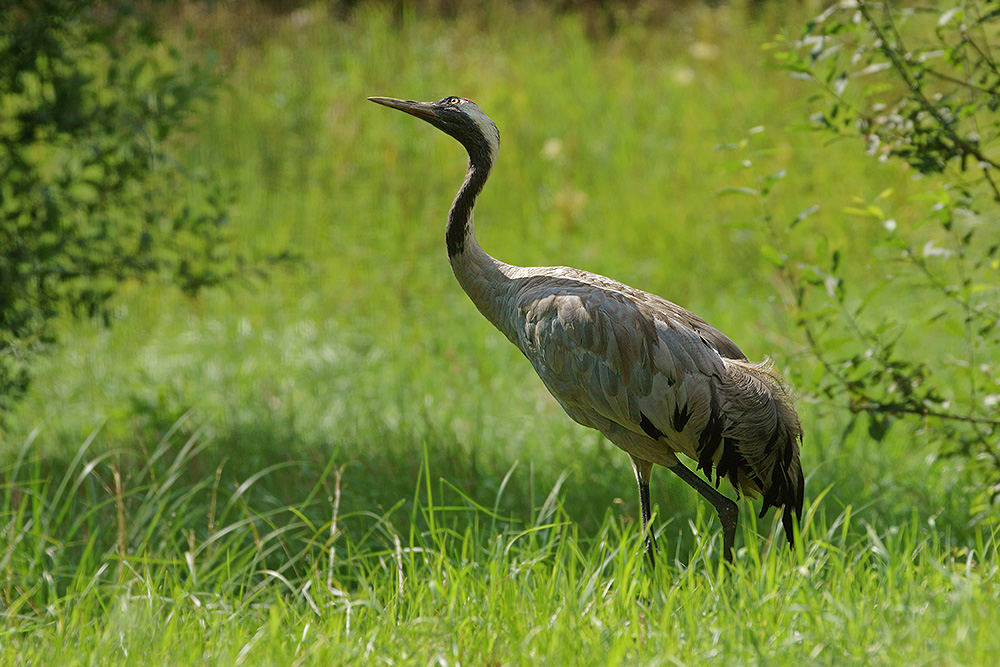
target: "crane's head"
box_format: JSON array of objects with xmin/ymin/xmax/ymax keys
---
[{"xmin": 368, "ymin": 95, "xmax": 500, "ymax": 170}]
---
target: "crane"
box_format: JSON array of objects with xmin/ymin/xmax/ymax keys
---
[{"xmin": 369, "ymin": 95, "xmax": 804, "ymax": 566}]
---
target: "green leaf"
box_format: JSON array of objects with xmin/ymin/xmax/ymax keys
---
[
  {"xmin": 715, "ymin": 186, "xmax": 760, "ymax": 198},
  {"xmin": 842, "ymin": 206, "xmax": 871, "ymax": 217},
  {"xmin": 760, "ymin": 244, "xmax": 786, "ymax": 268}
]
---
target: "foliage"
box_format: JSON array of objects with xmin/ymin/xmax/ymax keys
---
[
  {"xmin": 0, "ymin": 1, "xmax": 242, "ymax": 422},
  {"xmin": 765, "ymin": 0, "xmax": 1000, "ymax": 504}
]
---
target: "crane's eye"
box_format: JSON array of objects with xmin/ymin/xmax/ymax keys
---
[{"xmin": 449, "ymin": 97, "xmax": 461, "ymax": 105}]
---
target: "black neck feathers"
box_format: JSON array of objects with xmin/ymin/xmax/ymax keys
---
[{"xmin": 446, "ymin": 135, "xmax": 494, "ymax": 259}]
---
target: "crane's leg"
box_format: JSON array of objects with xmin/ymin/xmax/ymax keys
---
[
  {"xmin": 666, "ymin": 460, "xmax": 738, "ymax": 563},
  {"xmin": 629, "ymin": 455, "xmax": 657, "ymax": 568}
]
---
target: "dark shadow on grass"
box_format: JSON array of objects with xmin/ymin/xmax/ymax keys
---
[{"xmin": 4, "ymin": 404, "xmax": 987, "ymax": 596}]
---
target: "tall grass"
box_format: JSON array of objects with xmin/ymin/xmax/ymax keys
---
[
  {"xmin": 2, "ymin": 2, "xmax": 998, "ymax": 663},
  {"xmin": 3, "ymin": 422, "xmax": 999, "ymax": 664}
]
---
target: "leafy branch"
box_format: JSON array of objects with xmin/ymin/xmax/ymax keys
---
[
  {"xmin": 735, "ymin": 0, "xmax": 1000, "ymax": 505},
  {"xmin": 0, "ymin": 1, "xmax": 292, "ymax": 424}
]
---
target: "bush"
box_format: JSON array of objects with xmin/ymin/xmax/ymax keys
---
[
  {"xmin": 769, "ymin": 1, "xmax": 1000, "ymax": 508},
  {"xmin": 0, "ymin": 1, "xmax": 244, "ymax": 421}
]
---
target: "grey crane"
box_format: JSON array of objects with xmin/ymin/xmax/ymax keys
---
[{"xmin": 369, "ymin": 95, "xmax": 804, "ymax": 566}]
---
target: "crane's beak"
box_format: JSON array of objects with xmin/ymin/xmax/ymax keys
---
[{"xmin": 368, "ymin": 96, "xmax": 440, "ymax": 121}]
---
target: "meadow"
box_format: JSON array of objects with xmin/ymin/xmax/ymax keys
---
[{"xmin": 2, "ymin": 2, "xmax": 998, "ymax": 664}]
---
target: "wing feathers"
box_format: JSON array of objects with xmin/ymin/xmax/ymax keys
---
[{"xmin": 516, "ymin": 272, "xmax": 803, "ymax": 536}]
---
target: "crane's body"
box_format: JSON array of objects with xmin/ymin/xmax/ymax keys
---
[{"xmin": 369, "ymin": 95, "xmax": 804, "ymax": 564}]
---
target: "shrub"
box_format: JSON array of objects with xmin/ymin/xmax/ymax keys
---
[
  {"xmin": 770, "ymin": 0, "xmax": 1000, "ymax": 508},
  {"xmin": 1, "ymin": 1, "xmax": 244, "ymax": 421}
]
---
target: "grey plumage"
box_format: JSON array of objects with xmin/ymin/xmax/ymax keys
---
[{"xmin": 369, "ymin": 94, "xmax": 804, "ymax": 565}]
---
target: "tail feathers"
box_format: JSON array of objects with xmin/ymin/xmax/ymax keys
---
[
  {"xmin": 762, "ymin": 439, "xmax": 804, "ymax": 547},
  {"xmin": 720, "ymin": 357, "xmax": 804, "ymax": 547},
  {"xmin": 780, "ymin": 460, "xmax": 805, "ymax": 545}
]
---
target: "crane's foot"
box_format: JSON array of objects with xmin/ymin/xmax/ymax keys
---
[
  {"xmin": 667, "ymin": 460, "xmax": 739, "ymax": 563},
  {"xmin": 718, "ymin": 497, "xmax": 738, "ymax": 563},
  {"xmin": 643, "ymin": 527, "xmax": 657, "ymax": 569}
]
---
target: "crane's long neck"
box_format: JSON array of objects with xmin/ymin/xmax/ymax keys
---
[
  {"xmin": 446, "ymin": 153, "xmax": 521, "ymax": 344},
  {"xmin": 445, "ymin": 157, "xmax": 487, "ymax": 259}
]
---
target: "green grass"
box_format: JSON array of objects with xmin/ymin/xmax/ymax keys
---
[
  {"xmin": 3, "ymin": 430, "xmax": 999, "ymax": 665},
  {"xmin": 2, "ymin": 2, "xmax": 998, "ymax": 664}
]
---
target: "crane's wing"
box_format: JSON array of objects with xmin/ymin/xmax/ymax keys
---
[
  {"xmin": 514, "ymin": 273, "xmax": 730, "ymax": 461},
  {"xmin": 512, "ymin": 269, "xmax": 803, "ymax": 526},
  {"xmin": 550, "ymin": 267, "xmax": 747, "ymax": 361}
]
